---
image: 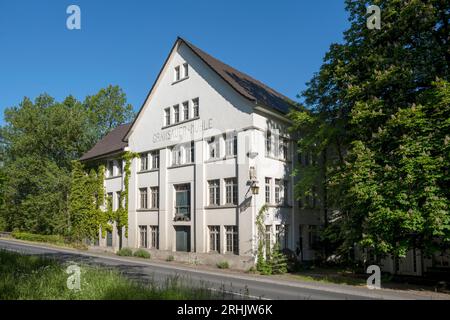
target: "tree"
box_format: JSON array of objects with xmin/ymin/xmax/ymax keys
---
[
  {"xmin": 83, "ymin": 85, "xmax": 134, "ymax": 142},
  {"xmin": 290, "ymin": 0, "xmax": 450, "ymax": 260},
  {"xmin": 0, "ymin": 86, "xmax": 135, "ymax": 236}
]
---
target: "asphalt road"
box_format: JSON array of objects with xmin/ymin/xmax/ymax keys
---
[{"xmin": 0, "ymin": 239, "xmax": 445, "ymax": 300}]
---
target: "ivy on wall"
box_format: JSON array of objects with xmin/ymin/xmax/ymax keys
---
[{"xmin": 255, "ymin": 204, "xmax": 287, "ymax": 275}]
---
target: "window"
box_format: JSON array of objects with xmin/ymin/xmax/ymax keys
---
[
  {"xmin": 117, "ymin": 160, "xmax": 123, "ymax": 176},
  {"xmin": 106, "ymin": 192, "xmax": 113, "ymax": 210},
  {"xmin": 225, "ymin": 133, "xmax": 237, "ymax": 156},
  {"xmin": 209, "ymin": 226, "xmax": 220, "ymax": 253},
  {"xmin": 150, "ymin": 187, "xmax": 159, "ymax": 209},
  {"xmin": 116, "ymin": 191, "xmax": 122, "ymax": 210},
  {"xmin": 140, "ymin": 153, "xmax": 148, "ymax": 171},
  {"xmin": 208, "ymin": 137, "xmax": 219, "ymax": 159},
  {"xmin": 107, "ymin": 160, "xmax": 114, "ymax": 177},
  {"xmin": 193, "ymin": 98, "xmax": 199, "ymax": 117},
  {"xmin": 183, "ymin": 63, "xmax": 189, "ymax": 77},
  {"xmin": 225, "ymin": 178, "xmax": 237, "ymax": 205},
  {"xmin": 265, "ymin": 178, "xmax": 271, "ymax": 204},
  {"xmin": 182, "ymin": 101, "xmax": 189, "ymax": 120},
  {"xmin": 308, "ymin": 225, "xmax": 318, "ymax": 249},
  {"xmin": 139, "ymin": 188, "xmax": 148, "ymax": 209},
  {"xmin": 174, "ymin": 66, "xmax": 180, "ymax": 81},
  {"xmin": 139, "ymin": 226, "xmax": 147, "ymax": 248},
  {"xmin": 173, "ymin": 104, "xmax": 180, "ymax": 123},
  {"xmin": 280, "ymin": 138, "xmax": 288, "ymax": 160},
  {"xmin": 276, "ymin": 225, "xmax": 289, "ymax": 249},
  {"xmin": 151, "ymin": 151, "xmax": 160, "ymax": 169},
  {"xmin": 186, "ymin": 141, "xmax": 195, "ymax": 163},
  {"xmin": 164, "ymin": 108, "xmax": 171, "ymax": 126},
  {"xmin": 283, "ymin": 180, "xmax": 289, "ymax": 205},
  {"xmin": 150, "ymin": 226, "xmax": 159, "ymax": 249},
  {"xmin": 266, "ymin": 131, "xmax": 272, "ymax": 155},
  {"xmin": 275, "ymin": 179, "xmax": 281, "ymax": 204},
  {"xmin": 265, "ymin": 225, "xmax": 272, "ymax": 257},
  {"xmin": 208, "ymin": 180, "xmax": 220, "ymax": 206},
  {"xmin": 175, "ymin": 184, "xmax": 190, "ymax": 219},
  {"xmin": 172, "ymin": 146, "xmax": 182, "ymax": 166},
  {"xmin": 225, "ymin": 226, "xmax": 238, "ymax": 254}
]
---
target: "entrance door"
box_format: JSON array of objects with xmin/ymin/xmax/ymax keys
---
[{"xmin": 175, "ymin": 226, "xmax": 191, "ymax": 252}]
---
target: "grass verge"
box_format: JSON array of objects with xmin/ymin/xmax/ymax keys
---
[{"xmin": 0, "ymin": 249, "xmax": 216, "ymax": 300}]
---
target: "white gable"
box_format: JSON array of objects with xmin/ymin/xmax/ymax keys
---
[{"xmin": 128, "ymin": 41, "xmax": 254, "ymax": 152}]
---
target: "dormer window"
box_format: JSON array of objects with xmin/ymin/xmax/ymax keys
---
[{"xmin": 174, "ymin": 66, "xmax": 180, "ymax": 81}]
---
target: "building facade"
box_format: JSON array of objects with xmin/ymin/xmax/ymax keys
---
[{"xmin": 81, "ymin": 37, "xmax": 326, "ymax": 266}]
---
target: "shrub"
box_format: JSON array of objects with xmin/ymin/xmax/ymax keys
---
[
  {"xmin": 11, "ymin": 231, "xmax": 65, "ymax": 245},
  {"xmin": 217, "ymin": 261, "xmax": 229, "ymax": 269},
  {"xmin": 166, "ymin": 255, "xmax": 175, "ymax": 262},
  {"xmin": 133, "ymin": 249, "xmax": 151, "ymax": 259},
  {"xmin": 116, "ymin": 248, "xmax": 133, "ymax": 256}
]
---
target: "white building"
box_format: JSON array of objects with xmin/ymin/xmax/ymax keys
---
[
  {"xmin": 80, "ymin": 37, "xmax": 450, "ymax": 276},
  {"xmin": 80, "ymin": 37, "xmax": 326, "ymax": 267}
]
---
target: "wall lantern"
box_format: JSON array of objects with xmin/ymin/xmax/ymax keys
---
[{"xmin": 251, "ymin": 183, "xmax": 260, "ymax": 195}]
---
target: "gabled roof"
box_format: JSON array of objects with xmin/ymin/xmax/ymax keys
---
[
  {"xmin": 181, "ymin": 38, "xmax": 297, "ymax": 114},
  {"xmin": 123, "ymin": 37, "xmax": 298, "ymax": 141},
  {"xmin": 80, "ymin": 123, "xmax": 131, "ymax": 161}
]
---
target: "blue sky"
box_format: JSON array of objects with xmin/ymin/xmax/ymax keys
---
[{"xmin": 0, "ymin": 0, "xmax": 349, "ymax": 123}]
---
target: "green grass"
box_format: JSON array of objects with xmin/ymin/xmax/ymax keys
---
[
  {"xmin": 217, "ymin": 261, "xmax": 229, "ymax": 269},
  {"xmin": 11, "ymin": 231, "xmax": 66, "ymax": 245},
  {"xmin": 133, "ymin": 249, "xmax": 151, "ymax": 259},
  {"xmin": 0, "ymin": 250, "xmax": 216, "ymax": 300},
  {"xmin": 116, "ymin": 248, "xmax": 133, "ymax": 256},
  {"xmin": 166, "ymin": 255, "xmax": 174, "ymax": 262}
]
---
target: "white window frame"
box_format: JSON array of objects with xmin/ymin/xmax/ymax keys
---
[
  {"xmin": 182, "ymin": 101, "xmax": 189, "ymax": 120},
  {"xmin": 139, "ymin": 188, "xmax": 148, "ymax": 209},
  {"xmin": 225, "ymin": 178, "xmax": 237, "ymax": 205},
  {"xmin": 173, "ymin": 104, "xmax": 180, "ymax": 123},
  {"xmin": 225, "ymin": 226, "xmax": 238, "ymax": 255},
  {"xmin": 164, "ymin": 108, "xmax": 171, "ymax": 126},
  {"xmin": 209, "ymin": 226, "xmax": 221, "ymax": 253},
  {"xmin": 208, "ymin": 179, "xmax": 220, "ymax": 206},
  {"xmin": 150, "ymin": 187, "xmax": 159, "ymax": 209},
  {"xmin": 193, "ymin": 98, "xmax": 199, "ymax": 117}
]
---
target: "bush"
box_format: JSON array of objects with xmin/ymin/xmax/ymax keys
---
[
  {"xmin": 217, "ymin": 261, "xmax": 229, "ymax": 269},
  {"xmin": 166, "ymin": 255, "xmax": 175, "ymax": 262},
  {"xmin": 116, "ymin": 248, "xmax": 133, "ymax": 256},
  {"xmin": 11, "ymin": 231, "xmax": 65, "ymax": 245},
  {"xmin": 133, "ymin": 249, "xmax": 151, "ymax": 259}
]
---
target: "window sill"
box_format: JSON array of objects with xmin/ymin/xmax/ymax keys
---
[
  {"xmin": 265, "ymin": 204, "xmax": 293, "ymax": 208},
  {"xmin": 204, "ymin": 155, "xmax": 236, "ymax": 163},
  {"xmin": 105, "ymin": 175, "xmax": 123, "ymax": 180},
  {"xmin": 265, "ymin": 154, "xmax": 292, "ymax": 163},
  {"xmin": 137, "ymin": 168, "xmax": 159, "ymax": 174},
  {"xmin": 168, "ymin": 163, "xmax": 194, "ymax": 169},
  {"xmin": 171, "ymin": 76, "xmax": 189, "ymax": 85},
  {"xmin": 204, "ymin": 205, "xmax": 238, "ymax": 209},
  {"xmin": 136, "ymin": 209, "xmax": 159, "ymax": 212},
  {"xmin": 162, "ymin": 116, "xmax": 200, "ymax": 130}
]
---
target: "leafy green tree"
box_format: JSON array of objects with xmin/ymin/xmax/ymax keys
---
[
  {"xmin": 290, "ymin": 0, "xmax": 450, "ymax": 260},
  {"xmin": 83, "ymin": 85, "xmax": 134, "ymax": 142},
  {"xmin": 0, "ymin": 86, "xmax": 134, "ymax": 236}
]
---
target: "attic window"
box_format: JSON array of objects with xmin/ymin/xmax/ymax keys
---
[
  {"xmin": 175, "ymin": 66, "xmax": 180, "ymax": 81},
  {"xmin": 183, "ymin": 63, "xmax": 189, "ymax": 77}
]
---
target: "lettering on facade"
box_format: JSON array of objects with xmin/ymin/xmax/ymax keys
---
[{"xmin": 153, "ymin": 118, "xmax": 213, "ymax": 143}]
